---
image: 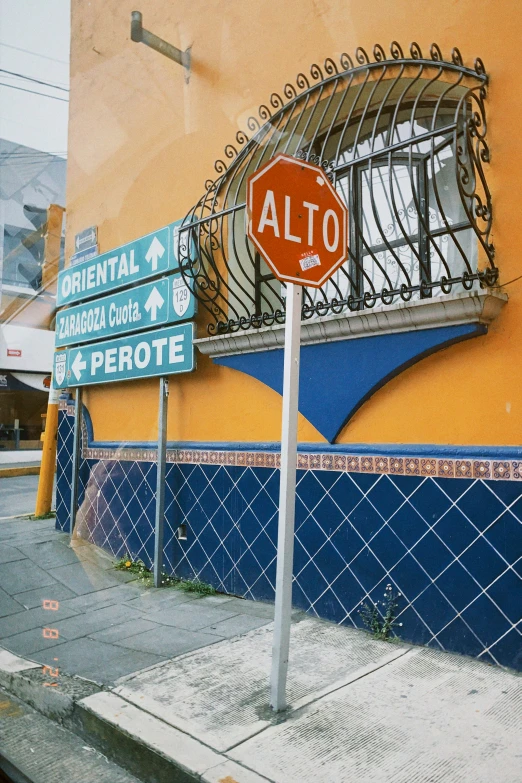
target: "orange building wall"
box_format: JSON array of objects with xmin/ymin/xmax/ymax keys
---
[{"xmin": 68, "ymin": 0, "xmax": 522, "ymax": 446}]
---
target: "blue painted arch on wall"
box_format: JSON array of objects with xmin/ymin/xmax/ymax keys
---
[{"xmin": 214, "ymin": 323, "xmax": 487, "ymax": 443}]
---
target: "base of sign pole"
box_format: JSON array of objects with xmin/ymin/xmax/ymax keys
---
[
  {"xmin": 153, "ymin": 377, "xmax": 169, "ymax": 588},
  {"xmin": 270, "ymin": 283, "xmax": 302, "ymax": 712}
]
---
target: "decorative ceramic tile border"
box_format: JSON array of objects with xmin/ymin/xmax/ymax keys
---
[
  {"xmin": 80, "ymin": 444, "xmax": 522, "ymax": 481},
  {"xmin": 63, "ymin": 394, "xmax": 522, "ymax": 482}
]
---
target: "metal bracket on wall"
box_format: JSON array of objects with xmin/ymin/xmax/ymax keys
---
[{"xmin": 130, "ymin": 11, "xmax": 191, "ymax": 82}]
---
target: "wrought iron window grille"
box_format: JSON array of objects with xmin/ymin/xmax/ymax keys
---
[{"xmin": 178, "ymin": 42, "xmax": 497, "ymax": 336}]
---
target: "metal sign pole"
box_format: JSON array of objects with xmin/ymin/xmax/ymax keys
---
[
  {"xmin": 153, "ymin": 376, "xmax": 169, "ymax": 587},
  {"xmin": 270, "ymin": 282, "xmax": 302, "ymax": 712},
  {"xmin": 69, "ymin": 388, "xmax": 82, "ymax": 536}
]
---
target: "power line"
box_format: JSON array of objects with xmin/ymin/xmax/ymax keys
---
[
  {"xmin": 0, "ymin": 150, "xmax": 68, "ymax": 156},
  {"xmin": 0, "ymin": 151, "xmax": 68, "ymax": 162},
  {"xmin": 0, "ymin": 157, "xmax": 65, "ymax": 163},
  {"xmin": 0, "ymin": 157, "xmax": 68, "ymax": 164},
  {"xmin": 0, "ymin": 147, "xmax": 68, "ymax": 152},
  {"xmin": 0, "ymin": 81, "xmax": 69, "ymax": 103},
  {"xmin": 0, "ymin": 41, "xmax": 68, "ymax": 65},
  {"xmin": 0, "ymin": 159, "xmax": 67, "ymax": 166},
  {"xmin": 0, "ymin": 68, "xmax": 69, "ymax": 92},
  {"xmin": 492, "ymin": 274, "xmax": 522, "ymax": 289},
  {"xmin": 0, "ymin": 149, "xmax": 68, "ymax": 158},
  {"xmin": 0, "ymin": 71, "xmax": 69, "ymax": 90}
]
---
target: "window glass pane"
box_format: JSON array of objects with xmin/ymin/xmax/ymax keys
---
[
  {"xmin": 427, "ymin": 143, "xmax": 478, "ymax": 285},
  {"xmin": 360, "ymin": 163, "xmax": 419, "ymax": 247},
  {"xmin": 359, "ymin": 162, "xmax": 420, "ymax": 299},
  {"xmin": 428, "ymin": 144, "xmax": 471, "ymax": 231}
]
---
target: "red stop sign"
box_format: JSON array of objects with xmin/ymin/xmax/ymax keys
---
[{"xmin": 247, "ymin": 153, "xmax": 348, "ymax": 288}]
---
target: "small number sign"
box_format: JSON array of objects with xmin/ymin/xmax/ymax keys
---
[{"xmin": 172, "ymin": 276, "xmax": 191, "ymax": 317}]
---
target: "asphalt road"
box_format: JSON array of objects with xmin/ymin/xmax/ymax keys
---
[{"xmin": 0, "ymin": 475, "xmax": 54, "ymax": 519}]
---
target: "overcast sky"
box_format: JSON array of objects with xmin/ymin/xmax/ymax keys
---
[{"xmin": 0, "ymin": 0, "xmax": 70, "ymax": 156}]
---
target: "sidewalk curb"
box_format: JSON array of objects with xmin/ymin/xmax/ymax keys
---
[
  {"xmin": 0, "ymin": 648, "xmax": 271, "ymax": 783},
  {"xmin": 74, "ymin": 692, "xmax": 216, "ymax": 783},
  {"xmin": 0, "ymin": 466, "xmax": 40, "ymax": 478},
  {"xmin": 73, "ymin": 691, "xmax": 273, "ymax": 783},
  {"xmin": 0, "ymin": 650, "xmax": 99, "ymax": 724}
]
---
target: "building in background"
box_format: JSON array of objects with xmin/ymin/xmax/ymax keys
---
[
  {"xmin": 0, "ymin": 139, "xmax": 65, "ymax": 449},
  {"xmin": 56, "ymin": 0, "xmax": 521, "ymax": 671}
]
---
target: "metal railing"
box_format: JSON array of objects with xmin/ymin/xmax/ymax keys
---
[{"xmin": 178, "ymin": 42, "xmax": 496, "ymax": 335}]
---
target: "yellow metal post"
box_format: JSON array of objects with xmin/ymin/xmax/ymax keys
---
[
  {"xmin": 34, "ymin": 204, "xmax": 65, "ymax": 516},
  {"xmin": 35, "ymin": 389, "xmax": 59, "ymax": 516}
]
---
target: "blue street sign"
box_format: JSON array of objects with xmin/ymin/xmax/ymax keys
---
[
  {"xmin": 53, "ymin": 323, "xmax": 195, "ymax": 388},
  {"xmin": 57, "ymin": 219, "xmax": 189, "ymax": 308},
  {"xmin": 55, "ymin": 273, "xmax": 195, "ymax": 348},
  {"xmin": 70, "ymin": 245, "xmax": 99, "ymax": 266},
  {"xmin": 75, "ymin": 225, "xmax": 98, "ymax": 253}
]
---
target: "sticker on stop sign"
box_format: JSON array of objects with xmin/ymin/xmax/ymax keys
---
[{"xmin": 247, "ymin": 153, "xmax": 348, "ymax": 288}]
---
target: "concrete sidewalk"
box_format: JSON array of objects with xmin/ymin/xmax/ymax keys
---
[
  {"xmin": 0, "ymin": 474, "xmax": 55, "ymax": 519},
  {"xmin": 0, "ymin": 450, "xmax": 42, "ymax": 465},
  {"xmin": 0, "ymin": 449, "xmax": 42, "ymax": 478},
  {"xmin": 0, "ymin": 516, "xmax": 520, "ymax": 783}
]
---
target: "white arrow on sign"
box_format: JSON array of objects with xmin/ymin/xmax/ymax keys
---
[
  {"xmin": 71, "ymin": 351, "xmax": 87, "ymax": 381},
  {"xmin": 145, "ymin": 236, "xmax": 166, "ymax": 272},
  {"xmin": 75, "ymin": 229, "xmax": 95, "ymax": 251},
  {"xmin": 144, "ymin": 286, "xmax": 165, "ymax": 321}
]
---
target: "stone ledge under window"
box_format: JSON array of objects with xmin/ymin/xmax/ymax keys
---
[{"xmin": 194, "ymin": 289, "xmax": 508, "ymax": 358}]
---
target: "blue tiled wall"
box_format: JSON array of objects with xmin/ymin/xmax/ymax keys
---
[
  {"xmin": 55, "ymin": 402, "xmax": 74, "ymax": 531},
  {"xmin": 55, "ymin": 405, "xmax": 522, "ymax": 672}
]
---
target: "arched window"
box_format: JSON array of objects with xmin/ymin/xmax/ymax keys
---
[{"xmin": 179, "ymin": 42, "xmax": 495, "ymax": 335}]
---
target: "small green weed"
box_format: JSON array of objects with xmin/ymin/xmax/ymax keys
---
[
  {"xmin": 359, "ymin": 584, "xmax": 402, "ymax": 641},
  {"xmin": 177, "ymin": 578, "xmax": 216, "ymax": 596},
  {"xmin": 31, "ymin": 511, "xmax": 56, "ymax": 520},
  {"xmin": 114, "ymin": 555, "xmax": 151, "ymax": 580},
  {"xmin": 114, "ymin": 555, "xmax": 215, "ymax": 594}
]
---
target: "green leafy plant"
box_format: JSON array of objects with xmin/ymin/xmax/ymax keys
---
[
  {"xmin": 358, "ymin": 584, "xmax": 402, "ymax": 641},
  {"xmin": 31, "ymin": 511, "xmax": 56, "ymax": 520},
  {"xmin": 177, "ymin": 578, "xmax": 216, "ymax": 596},
  {"xmin": 114, "ymin": 555, "xmax": 151, "ymax": 580},
  {"xmin": 114, "ymin": 555, "xmax": 215, "ymax": 594}
]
